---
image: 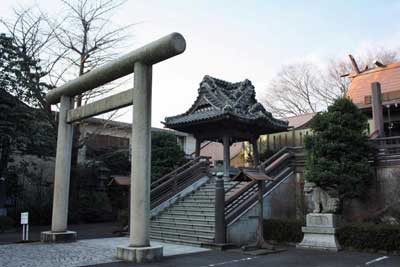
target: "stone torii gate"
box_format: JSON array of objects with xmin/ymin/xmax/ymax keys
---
[{"xmin": 40, "ymin": 33, "xmax": 186, "ymax": 263}]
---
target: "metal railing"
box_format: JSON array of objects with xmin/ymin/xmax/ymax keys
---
[
  {"xmin": 370, "ymin": 136, "xmax": 400, "ymax": 160},
  {"xmin": 150, "ymin": 156, "xmax": 210, "ymax": 209},
  {"xmin": 224, "ymin": 148, "xmax": 297, "ymax": 225}
]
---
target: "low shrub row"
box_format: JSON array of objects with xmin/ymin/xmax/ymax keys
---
[
  {"xmin": 264, "ymin": 219, "xmax": 400, "ymax": 252},
  {"xmin": 337, "ymin": 223, "xmax": 400, "ymax": 252},
  {"xmin": 0, "ymin": 216, "xmax": 15, "ymax": 232},
  {"xmin": 264, "ymin": 219, "xmax": 304, "ymax": 243}
]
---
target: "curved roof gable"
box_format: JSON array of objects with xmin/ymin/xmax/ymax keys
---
[{"xmin": 164, "ymin": 75, "xmax": 288, "ymax": 132}]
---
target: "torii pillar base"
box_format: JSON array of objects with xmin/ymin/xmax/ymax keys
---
[
  {"xmin": 41, "ymin": 231, "xmax": 77, "ymax": 243},
  {"xmin": 117, "ymin": 245, "xmax": 163, "ymax": 263}
]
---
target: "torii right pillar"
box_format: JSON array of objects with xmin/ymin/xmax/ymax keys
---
[{"xmin": 371, "ymin": 82, "xmax": 385, "ymax": 137}]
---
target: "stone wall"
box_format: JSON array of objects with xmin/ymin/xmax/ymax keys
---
[
  {"xmin": 227, "ymin": 172, "xmax": 298, "ymax": 245},
  {"xmin": 340, "ymin": 164, "xmax": 400, "ymax": 222}
]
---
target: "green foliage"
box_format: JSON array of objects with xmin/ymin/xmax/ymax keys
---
[
  {"xmin": 5, "ymin": 160, "xmax": 53, "ymax": 225},
  {"xmin": 68, "ymin": 164, "xmax": 113, "ymax": 223},
  {"xmin": 0, "ymin": 216, "xmax": 15, "ymax": 232},
  {"xmin": 151, "ymin": 131, "xmax": 186, "ymax": 181},
  {"xmin": 264, "ymin": 219, "xmax": 400, "ymax": 253},
  {"xmin": 304, "ymin": 97, "xmax": 372, "ymax": 200},
  {"xmin": 259, "ymin": 149, "xmax": 279, "ymax": 163},
  {"xmin": 0, "ymin": 33, "xmax": 50, "ymax": 109},
  {"xmin": 0, "ymin": 33, "xmax": 56, "ymax": 179},
  {"xmin": 264, "ymin": 219, "xmax": 304, "ymax": 243},
  {"xmin": 337, "ymin": 223, "xmax": 400, "ymax": 252}
]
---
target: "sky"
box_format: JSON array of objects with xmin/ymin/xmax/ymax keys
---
[{"xmin": 1, "ymin": 0, "xmax": 400, "ymax": 127}]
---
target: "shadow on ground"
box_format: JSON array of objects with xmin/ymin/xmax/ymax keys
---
[{"xmin": 87, "ymin": 248, "xmax": 400, "ymax": 267}]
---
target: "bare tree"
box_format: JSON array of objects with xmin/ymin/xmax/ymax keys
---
[
  {"xmin": 363, "ymin": 46, "xmax": 399, "ymax": 67},
  {"xmin": 264, "ymin": 62, "xmax": 324, "ymax": 117},
  {"xmin": 265, "ymin": 47, "xmax": 399, "ymax": 118},
  {"xmin": 50, "ymin": 0, "xmax": 132, "ymax": 107},
  {"xmin": 0, "ymin": 7, "xmax": 60, "ymax": 128},
  {"xmin": 324, "ymin": 47, "xmax": 399, "ymax": 99}
]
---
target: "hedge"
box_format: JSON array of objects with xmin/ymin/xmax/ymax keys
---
[
  {"xmin": 337, "ymin": 223, "xmax": 400, "ymax": 252},
  {"xmin": 264, "ymin": 219, "xmax": 304, "ymax": 243},
  {"xmin": 0, "ymin": 216, "xmax": 15, "ymax": 232},
  {"xmin": 264, "ymin": 219, "xmax": 400, "ymax": 252}
]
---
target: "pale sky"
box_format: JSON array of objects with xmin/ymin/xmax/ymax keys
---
[{"xmin": 1, "ymin": 0, "xmax": 400, "ymax": 127}]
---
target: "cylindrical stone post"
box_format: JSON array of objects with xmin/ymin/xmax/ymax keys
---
[
  {"xmin": 223, "ymin": 135, "xmax": 230, "ymax": 178},
  {"xmin": 252, "ymin": 138, "xmax": 260, "ymax": 167},
  {"xmin": 129, "ymin": 62, "xmax": 152, "ymax": 247},
  {"xmin": 371, "ymin": 82, "xmax": 385, "ymax": 137},
  {"xmin": 51, "ymin": 96, "xmax": 74, "ymax": 232},
  {"xmin": 257, "ymin": 180, "xmax": 265, "ymax": 242},
  {"xmin": 214, "ymin": 173, "xmax": 226, "ymax": 244},
  {"xmin": 195, "ymin": 138, "xmax": 201, "ymax": 157}
]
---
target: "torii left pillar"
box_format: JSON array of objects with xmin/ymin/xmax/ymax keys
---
[{"xmin": 41, "ymin": 96, "xmax": 77, "ymax": 242}]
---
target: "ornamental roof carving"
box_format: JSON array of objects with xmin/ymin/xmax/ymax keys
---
[{"xmin": 164, "ymin": 75, "xmax": 288, "ymax": 134}]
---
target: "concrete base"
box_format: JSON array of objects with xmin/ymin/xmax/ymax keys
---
[
  {"xmin": 297, "ymin": 213, "xmax": 341, "ymax": 252},
  {"xmin": 202, "ymin": 243, "xmax": 236, "ymax": 251},
  {"xmin": 41, "ymin": 231, "xmax": 77, "ymax": 243},
  {"xmin": 116, "ymin": 245, "xmax": 163, "ymax": 263}
]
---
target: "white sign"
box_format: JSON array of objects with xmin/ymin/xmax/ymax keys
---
[{"xmin": 20, "ymin": 212, "xmax": 29, "ymax": 225}]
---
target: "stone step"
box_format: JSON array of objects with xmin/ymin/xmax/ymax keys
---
[
  {"xmin": 150, "ymin": 236, "xmax": 206, "ymax": 247},
  {"xmin": 157, "ymin": 215, "xmax": 214, "ymax": 224},
  {"xmin": 150, "ymin": 230, "xmax": 214, "ymax": 243},
  {"xmin": 174, "ymin": 203, "xmax": 215, "ymax": 209},
  {"xmin": 192, "ymin": 191, "xmax": 215, "ymax": 196},
  {"xmin": 164, "ymin": 211, "xmax": 214, "ymax": 218},
  {"xmin": 184, "ymin": 198, "xmax": 215, "ymax": 206},
  {"xmin": 171, "ymin": 207, "xmax": 215, "ymax": 213},
  {"xmin": 151, "ymin": 220, "xmax": 214, "ymax": 231},
  {"xmin": 151, "ymin": 224, "xmax": 214, "ymax": 235},
  {"xmin": 186, "ymin": 196, "xmax": 214, "ymax": 200}
]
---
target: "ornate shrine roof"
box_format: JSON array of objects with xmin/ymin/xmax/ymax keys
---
[{"xmin": 164, "ymin": 75, "xmax": 288, "ymax": 138}]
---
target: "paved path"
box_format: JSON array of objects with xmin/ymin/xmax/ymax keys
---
[
  {"xmin": 0, "ymin": 222, "xmax": 122, "ymax": 245},
  {"xmin": 0, "ymin": 237, "xmax": 209, "ymax": 267},
  {"xmin": 88, "ymin": 248, "xmax": 400, "ymax": 267}
]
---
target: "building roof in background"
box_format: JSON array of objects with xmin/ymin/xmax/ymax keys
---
[
  {"xmin": 81, "ymin": 117, "xmax": 190, "ymax": 136},
  {"xmin": 164, "ymin": 75, "xmax": 288, "ymax": 135},
  {"xmin": 108, "ymin": 175, "xmax": 130, "ymax": 186},
  {"xmin": 346, "ymin": 62, "xmax": 400, "ymax": 105},
  {"xmin": 286, "ymin": 113, "xmax": 316, "ymax": 129}
]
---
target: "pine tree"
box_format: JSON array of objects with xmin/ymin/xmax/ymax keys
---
[
  {"xmin": 0, "ymin": 34, "xmax": 56, "ymax": 178},
  {"xmin": 151, "ymin": 131, "xmax": 186, "ymax": 181},
  {"xmin": 0, "ymin": 34, "xmax": 50, "ymax": 109},
  {"xmin": 304, "ymin": 97, "xmax": 372, "ymax": 201}
]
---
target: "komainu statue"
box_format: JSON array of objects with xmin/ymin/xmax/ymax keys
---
[{"xmin": 304, "ymin": 182, "xmax": 339, "ymax": 213}]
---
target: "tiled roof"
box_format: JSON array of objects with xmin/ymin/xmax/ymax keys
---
[
  {"xmin": 286, "ymin": 113, "xmax": 316, "ymax": 129},
  {"xmin": 164, "ymin": 75, "xmax": 288, "ymax": 131},
  {"xmin": 108, "ymin": 176, "xmax": 130, "ymax": 186},
  {"xmin": 82, "ymin": 117, "xmax": 189, "ymax": 137},
  {"xmin": 346, "ymin": 62, "xmax": 400, "ymax": 105}
]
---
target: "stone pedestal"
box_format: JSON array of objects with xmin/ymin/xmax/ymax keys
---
[
  {"xmin": 297, "ymin": 213, "xmax": 341, "ymax": 252},
  {"xmin": 117, "ymin": 245, "xmax": 163, "ymax": 263},
  {"xmin": 41, "ymin": 231, "xmax": 77, "ymax": 243}
]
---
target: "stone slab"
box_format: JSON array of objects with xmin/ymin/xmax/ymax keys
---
[
  {"xmin": 296, "ymin": 232, "xmax": 341, "ymax": 252},
  {"xmin": 302, "ymin": 226, "xmax": 336, "ymax": 234},
  {"xmin": 41, "ymin": 231, "xmax": 77, "ymax": 243},
  {"xmin": 117, "ymin": 245, "xmax": 163, "ymax": 263},
  {"xmin": 306, "ymin": 213, "xmax": 340, "ymax": 228},
  {"xmin": 297, "ymin": 214, "xmax": 341, "ymax": 252}
]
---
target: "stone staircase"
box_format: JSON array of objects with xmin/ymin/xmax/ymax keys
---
[{"xmin": 150, "ymin": 178, "xmax": 246, "ymax": 246}]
